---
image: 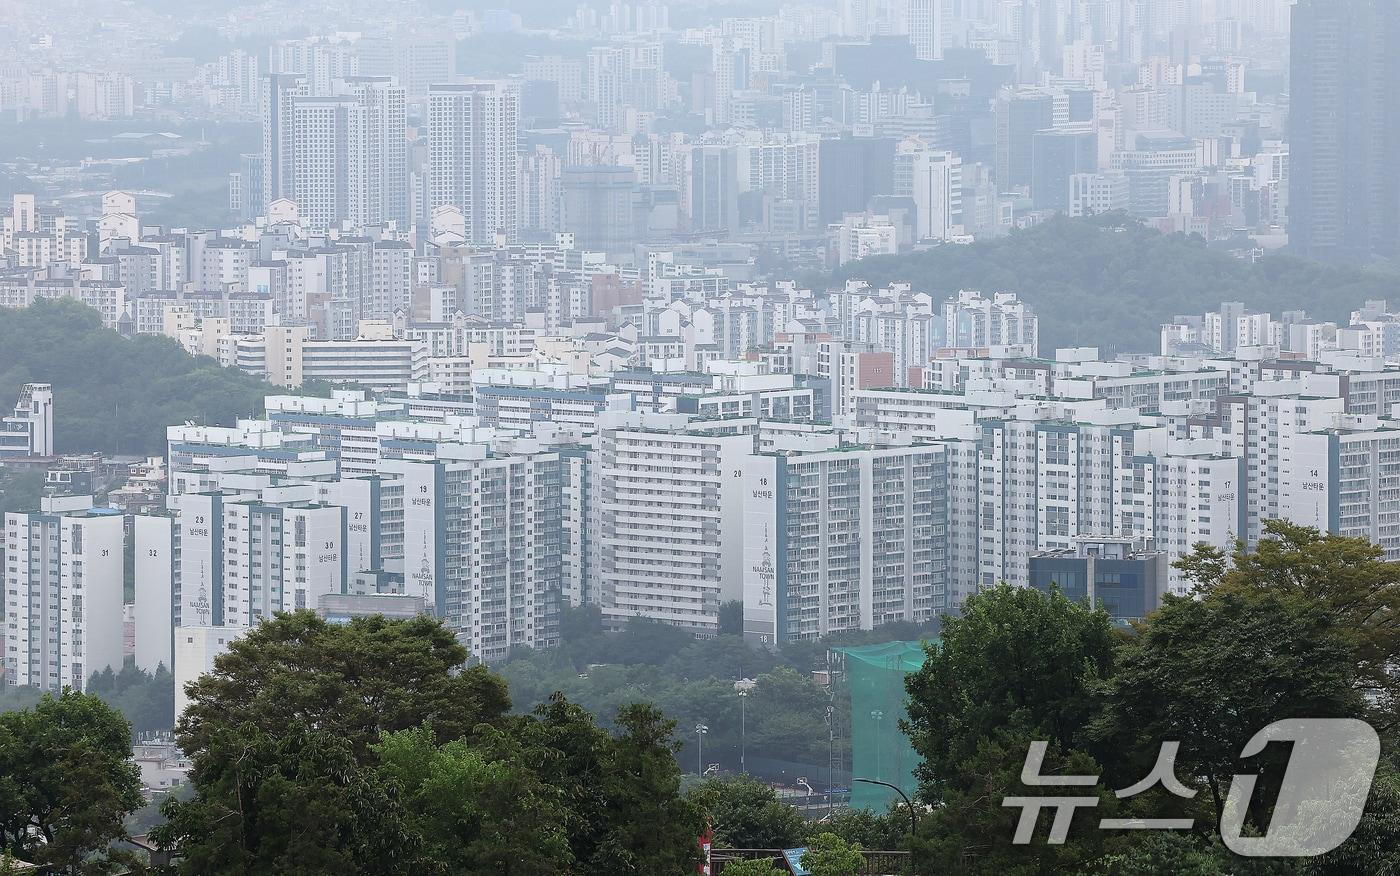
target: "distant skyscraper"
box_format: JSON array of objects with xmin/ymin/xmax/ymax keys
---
[
  {"xmin": 562, "ymin": 165, "xmax": 636, "ymax": 256},
  {"xmin": 908, "ymin": 0, "xmax": 942, "ymax": 61},
  {"xmin": 290, "ymin": 96, "xmax": 367, "ymax": 229},
  {"xmin": 684, "ymin": 144, "xmax": 740, "ymax": 233},
  {"xmin": 587, "ymin": 46, "xmax": 628, "ymax": 131},
  {"xmin": 818, "ymin": 136, "xmax": 896, "ymax": 224},
  {"xmin": 428, "ymin": 82, "xmax": 521, "ymax": 244},
  {"xmin": 1290, "ymin": 0, "xmax": 1400, "ymax": 263},
  {"xmin": 261, "ymin": 73, "xmax": 308, "ymax": 209},
  {"xmin": 995, "ymin": 90, "xmax": 1054, "ymax": 192},
  {"xmin": 1031, "ymin": 127, "xmax": 1096, "ymax": 211},
  {"xmin": 344, "ymin": 76, "xmax": 409, "ymax": 227}
]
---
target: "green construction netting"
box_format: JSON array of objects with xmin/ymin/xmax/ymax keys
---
[{"xmin": 839, "ymin": 641, "xmax": 930, "ymax": 812}]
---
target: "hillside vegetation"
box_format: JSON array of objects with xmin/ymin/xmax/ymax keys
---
[
  {"xmin": 0, "ymin": 299, "xmax": 278, "ymax": 455},
  {"xmin": 833, "ymin": 215, "xmax": 1399, "ymax": 353}
]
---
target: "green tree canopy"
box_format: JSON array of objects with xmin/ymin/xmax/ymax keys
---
[
  {"xmin": 0, "ymin": 691, "xmax": 144, "ymax": 873},
  {"xmin": 376, "ymin": 727, "xmax": 572, "ymax": 876},
  {"xmin": 801, "ymin": 832, "xmax": 866, "ymax": 876},
  {"xmin": 175, "ymin": 611, "xmax": 510, "ymax": 763},
  {"xmin": 904, "ymin": 584, "xmax": 1115, "ymax": 802},
  {"xmin": 687, "ymin": 774, "xmax": 806, "ymax": 850}
]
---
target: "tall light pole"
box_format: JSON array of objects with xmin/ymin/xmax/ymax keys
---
[
  {"xmin": 870, "ymin": 709, "xmax": 885, "ymax": 780},
  {"xmin": 695, "ymin": 723, "xmax": 709, "ymax": 777},
  {"xmin": 824, "ymin": 704, "xmax": 836, "ymax": 819},
  {"xmin": 738, "ymin": 689, "xmax": 748, "ymax": 774}
]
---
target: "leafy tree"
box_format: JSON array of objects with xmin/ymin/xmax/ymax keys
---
[
  {"xmin": 688, "ymin": 775, "xmax": 806, "ymax": 850},
  {"xmin": 516, "ymin": 694, "xmax": 705, "ymax": 875},
  {"xmin": 376, "ymin": 727, "xmax": 571, "ymax": 875},
  {"xmin": 176, "ymin": 611, "xmax": 510, "ymax": 761},
  {"xmin": 158, "ymin": 613, "xmax": 512, "ymax": 870},
  {"xmin": 0, "ymin": 469, "xmax": 43, "ymax": 517},
  {"xmin": 585, "ymin": 703, "xmax": 705, "ymax": 874},
  {"xmin": 719, "ymin": 600, "xmax": 744, "ymax": 636},
  {"xmin": 904, "ymin": 584, "xmax": 1115, "ymax": 802},
  {"xmin": 1092, "ymin": 587, "xmax": 1363, "ymax": 835},
  {"xmin": 88, "ymin": 661, "xmax": 175, "ymax": 736},
  {"xmin": 0, "ymin": 685, "xmax": 43, "ymax": 715},
  {"xmin": 153, "ymin": 723, "xmax": 418, "ymax": 874},
  {"xmin": 1306, "ymin": 766, "xmax": 1400, "ymax": 876},
  {"xmin": 611, "ymin": 616, "xmax": 698, "ymax": 666},
  {"xmin": 0, "ymin": 691, "xmax": 144, "ymax": 873},
  {"xmin": 801, "ymin": 833, "xmax": 865, "ymax": 876},
  {"xmin": 813, "ymin": 806, "xmax": 906, "ymax": 850},
  {"xmin": 1177, "ymin": 521, "xmax": 1400, "ymax": 730}
]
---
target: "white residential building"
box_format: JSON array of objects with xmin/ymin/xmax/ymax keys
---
[{"xmin": 3, "ymin": 497, "xmax": 125, "ymax": 692}]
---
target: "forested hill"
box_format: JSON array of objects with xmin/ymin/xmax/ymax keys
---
[
  {"xmin": 0, "ymin": 299, "xmax": 277, "ymax": 455},
  {"xmin": 831, "ymin": 216, "xmax": 1399, "ymax": 354}
]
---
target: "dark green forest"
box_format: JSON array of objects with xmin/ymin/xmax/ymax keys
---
[
  {"xmin": 0, "ymin": 299, "xmax": 292, "ymax": 455},
  {"xmin": 832, "ymin": 215, "xmax": 1400, "ymax": 354}
]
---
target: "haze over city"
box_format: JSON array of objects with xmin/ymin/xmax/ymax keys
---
[{"xmin": 3, "ymin": 2, "xmax": 1400, "ymax": 874}]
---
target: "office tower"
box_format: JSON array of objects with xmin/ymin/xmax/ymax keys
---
[
  {"xmin": 519, "ymin": 145, "xmax": 564, "ymax": 235},
  {"xmin": 3, "ymin": 497, "xmax": 125, "ymax": 692},
  {"xmin": 428, "ymin": 82, "xmax": 520, "ymax": 244},
  {"xmin": 910, "ymin": 148, "xmax": 962, "ymax": 241},
  {"xmin": 1112, "ymin": 132, "xmax": 1199, "ymax": 218},
  {"xmin": 290, "ymin": 96, "xmax": 368, "ymax": 229},
  {"xmin": 587, "ymin": 46, "xmax": 628, "ymax": 131},
  {"xmin": 237, "ymin": 153, "xmax": 264, "ymax": 220},
  {"xmin": 819, "ymin": 136, "xmax": 896, "ymax": 224},
  {"xmin": 1029, "ymin": 537, "xmax": 1169, "ymax": 623},
  {"xmin": 344, "ymin": 76, "xmax": 409, "ymax": 227},
  {"xmin": 1290, "ymin": 0, "xmax": 1400, "ymax": 263},
  {"xmin": 995, "ymin": 90, "xmax": 1054, "ymax": 192},
  {"xmin": 261, "ymin": 73, "xmax": 309, "ymax": 210},
  {"xmin": 737, "ymin": 135, "xmax": 821, "ymax": 231},
  {"xmin": 742, "ymin": 443, "xmax": 950, "ymax": 643},
  {"xmin": 1031, "ymin": 127, "xmax": 1096, "ymax": 211},
  {"xmin": 684, "ymin": 144, "xmax": 741, "ymax": 233},
  {"xmin": 711, "ymin": 37, "xmax": 745, "ymax": 127},
  {"xmin": 562, "ymin": 165, "xmax": 636, "ymax": 257},
  {"xmin": 908, "ymin": 0, "xmax": 942, "ymax": 60}
]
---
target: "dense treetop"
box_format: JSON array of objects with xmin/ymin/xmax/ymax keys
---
[{"xmin": 831, "ymin": 215, "xmax": 1400, "ymax": 354}]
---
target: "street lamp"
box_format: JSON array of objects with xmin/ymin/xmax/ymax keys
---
[
  {"xmin": 824, "ymin": 705, "xmax": 836, "ymax": 819},
  {"xmin": 695, "ymin": 723, "xmax": 709, "ymax": 777},
  {"xmin": 853, "ymin": 778, "xmax": 918, "ymax": 841},
  {"xmin": 738, "ymin": 689, "xmax": 749, "ymax": 774},
  {"xmin": 870, "ymin": 709, "xmax": 885, "ymax": 779}
]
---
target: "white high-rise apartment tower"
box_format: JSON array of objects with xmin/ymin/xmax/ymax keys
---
[
  {"xmin": 3, "ymin": 497, "xmax": 125, "ymax": 692},
  {"xmin": 428, "ymin": 81, "xmax": 520, "ymax": 244},
  {"xmin": 344, "ymin": 76, "xmax": 409, "ymax": 227},
  {"xmin": 261, "ymin": 73, "xmax": 309, "ymax": 210},
  {"xmin": 290, "ymin": 96, "xmax": 368, "ymax": 229}
]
